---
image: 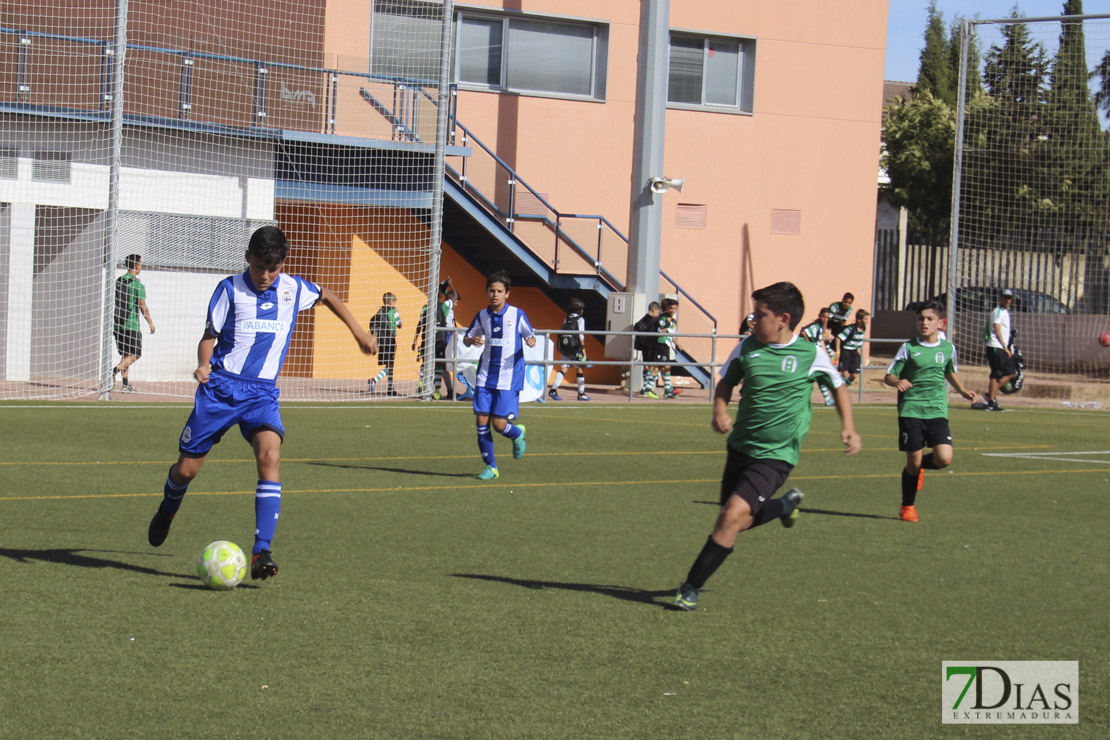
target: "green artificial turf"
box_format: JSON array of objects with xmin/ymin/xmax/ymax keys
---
[{"xmin": 1, "ymin": 401, "xmax": 1107, "ymax": 737}]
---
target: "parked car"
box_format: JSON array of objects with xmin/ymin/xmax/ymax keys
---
[{"xmin": 905, "ymin": 287, "xmax": 1071, "ymax": 314}]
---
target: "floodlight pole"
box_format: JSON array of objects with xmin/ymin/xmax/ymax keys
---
[{"xmin": 626, "ymin": 0, "xmax": 669, "ymax": 298}]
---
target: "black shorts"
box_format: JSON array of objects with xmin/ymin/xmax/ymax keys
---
[
  {"xmin": 377, "ymin": 338, "xmax": 396, "ymax": 366},
  {"xmin": 838, "ymin": 348, "xmax": 861, "ymax": 374},
  {"xmin": 898, "ymin": 417, "xmax": 952, "ymax": 453},
  {"xmin": 114, "ymin": 328, "xmax": 142, "ymax": 358},
  {"xmin": 719, "ymin": 447, "xmax": 794, "ymax": 513},
  {"xmin": 649, "ymin": 345, "xmax": 672, "ymax": 364},
  {"xmin": 986, "ymin": 347, "xmax": 1017, "ymax": 379}
]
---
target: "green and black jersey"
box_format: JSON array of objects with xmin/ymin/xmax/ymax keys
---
[
  {"xmin": 886, "ymin": 337, "xmax": 958, "ymax": 419},
  {"xmin": 719, "ymin": 335, "xmax": 843, "ymax": 466}
]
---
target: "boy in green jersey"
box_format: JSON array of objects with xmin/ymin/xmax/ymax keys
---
[
  {"xmin": 368, "ymin": 292, "xmax": 402, "ymax": 396},
  {"xmin": 673, "ymin": 282, "xmax": 862, "ymax": 611},
  {"xmin": 883, "ymin": 301, "xmax": 977, "ymax": 522}
]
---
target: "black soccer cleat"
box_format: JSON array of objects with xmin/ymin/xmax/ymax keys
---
[
  {"xmin": 251, "ymin": 550, "xmax": 279, "ymax": 581},
  {"xmin": 147, "ymin": 508, "xmax": 175, "ymax": 547}
]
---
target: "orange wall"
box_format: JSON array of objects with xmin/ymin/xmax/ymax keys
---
[{"xmin": 322, "ymin": 0, "xmax": 886, "ymax": 352}]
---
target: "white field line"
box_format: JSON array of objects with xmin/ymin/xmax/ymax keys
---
[{"xmin": 982, "ymin": 450, "xmax": 1110, "ymax": 465}]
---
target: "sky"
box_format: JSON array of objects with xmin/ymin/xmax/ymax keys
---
[{"xmin": 885, "ymin": 0, "xmax": 1110, "ymax": 81}]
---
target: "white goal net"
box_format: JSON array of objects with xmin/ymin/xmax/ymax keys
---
[
  {"xmin": 0, "ymin": 0, "xmax": 451, "ymax": 400},
  {"xmin": 951, "ymin": 13, "xmax": 1110, "ymax": 376}
]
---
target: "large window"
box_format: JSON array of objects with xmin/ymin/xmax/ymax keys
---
[
  {"xmin": 668, "ymin": 33, "xmax": 755, "ymax": 113},
  {"xmin": 371, "ymin": 0, "xmax": 445, "ymax": 81},
  {"xmin": 456, "ymin": 12, "xmax": 607, "ymax": 99}
]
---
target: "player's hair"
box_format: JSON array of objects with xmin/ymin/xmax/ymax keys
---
[
  {"xmin": 486, "ymin": 270, "xmax": 511, "ymax": 291},
  {"xmin": 842, "ymin": 292, "xmax": 855, "ymax": 301},
  {"xmin": 818, "ymin": 307, "xmax": 830, "ymax": 317},
  {"xmin": 917, "ymin": 300, "xmax": 945, "ymax": 319},
  {"xmin": 383, "ymin": 291, "xmax": 397, "ymax": 305},
  {"xmin": 568, "ymin": 297, "xmax": 585, "ymax": 314},
  {"xmin": 752, "ymin": 282, "xmax": 805, "ymax": 329},
  {"xmin": 855, "ymin": 309, "xmax": 870, "ymax": 321},
  {"xmin": 248, "ymin": 226, "xmax": 290, "ymax": 266},
  {"xmin": 648, "ymin": 301, "xmax": 661, "ymax": 312},
  {"xmin": 124, "ymin": 253, "xmax": 141, "ymax": 270},
  {"xmin": 661, "ymin": 297, "xmax": 679, "ymax": 310}
]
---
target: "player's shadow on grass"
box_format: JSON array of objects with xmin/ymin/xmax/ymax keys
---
[
  {"xmin": 0, "ymin": 547, "xmax": 183, "ymax": 578},
  {"xmin": 453, "ymin": 573, "xmax": 676, "ymax": 609},
  {"xmin": 696, "ymin": 501, "xmax": 897, "ymax": 521},
  {"xmin": 307, "ymin": 462, "xmax": 473, "ymax": 478}
]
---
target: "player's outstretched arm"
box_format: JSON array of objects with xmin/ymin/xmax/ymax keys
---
[
  {"xmin": 832, "ymin": 384, "xmax": 862, "ymax": 455},
  {"xmin": 711, "ymin": 379, "xmax": 735, "ymax": 434},
  {"xmin": 319, "ymin": 286, "xmax": 377, "ymax": 355}
]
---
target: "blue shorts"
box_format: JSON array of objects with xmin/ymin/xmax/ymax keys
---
[
  {"xmin": 178, "ymin": 372, "xmax": 284, "ymax": 457},
  {"xmin": 472, "ymin": 387, "xmax": 519, "ymax": 420}
]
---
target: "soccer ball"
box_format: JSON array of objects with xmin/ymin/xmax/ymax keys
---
[
  {"xmin": 197, "ymin": 540, "xmax": 247, "ymax": 590},
  {"xmin": 1100, "ymin": 332, "xmax": 1110, "ymax": 348}
]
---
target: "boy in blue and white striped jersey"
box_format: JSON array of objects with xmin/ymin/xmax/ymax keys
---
[
  {"xmin": 147, "ymin": 226, "xmax": 377, "ymax": 581},
  {"xmin": 463, "ymin": 270, "xmax": 537, "ymax": 480}
]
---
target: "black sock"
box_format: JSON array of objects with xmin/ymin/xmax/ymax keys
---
[
  {"xmin": 685, "ymin": 535, "xmax": 733, "ymax": 589},
  {"xmin": 901, "ymin": 469, "xmax": 917, "ymax": 507},
  {"xmin": 750, "ymin": 497, "xmax": 788, "ymax": 528},
  {"xmin": 921, "ymin": 453, "xmax": 937, "ymax": 470}
]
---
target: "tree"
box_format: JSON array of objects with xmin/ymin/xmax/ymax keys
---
[
  {"xmin": 882, "ymin": 90, "xmax": 957, "ymax": 245},
  {"xmin": 918, "ymin": 1, "xmax": 956, "ymax": 106}
]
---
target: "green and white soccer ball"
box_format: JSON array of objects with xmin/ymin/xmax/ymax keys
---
[{"xmin": 197, "ymin": 540, "xmax": 247, "ymax": 590}]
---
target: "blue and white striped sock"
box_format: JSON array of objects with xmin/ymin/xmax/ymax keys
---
[
  {"xmin": 160, "ymin": 465, "xmax": 188, "ymax": 515},
  {"xmin": 497, "ymin": 422, "xmax": 522, "ymax": 441},
  {"xmin": 476, "ymin": 424, "xmax": 496, "ymax": 468},
  {"xmin": 253, "ymin": 480, "xmax": 282, "ymax": 554}
]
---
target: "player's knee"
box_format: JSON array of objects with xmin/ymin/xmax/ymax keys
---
[
  {"xmin": 717, "ymin": 496, "xmax": 752, "ymax": 532},
  {"xmin": 491, "ymin": 418, "xmax": 507, "ymax": 433},
  {"xmin": 934, "ymin": 450, "xmax": 954, "ymax": 468}
]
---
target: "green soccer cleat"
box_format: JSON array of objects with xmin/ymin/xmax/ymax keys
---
[
  {"xmin": 477, "ymin": 465, "xmax": 500, "ymax": 480},
  {"xmin": 673, "ymin": 581, "xmax": 699, "ymax": 611},
  {"xmin": 513, "ymin": 424, "xmax": 527, "ymax": 459},
  {"xmin": 780, "ymin": 488, "xmax": 804, "ymax": 528}
]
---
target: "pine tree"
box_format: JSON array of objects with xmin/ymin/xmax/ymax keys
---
[{"xmin": 917, "ymin": 1, "xmax": 956, "ymax": 106}]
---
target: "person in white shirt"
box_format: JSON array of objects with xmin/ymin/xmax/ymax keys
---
[{"xmin": 982, "ymin": 288, "xmax": 1016, "ymax": 412}]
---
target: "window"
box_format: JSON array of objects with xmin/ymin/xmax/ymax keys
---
[
  {"xmin": 668, "ymin": 32, "xmax": 755, "ymax": 113},
  {"xmin": 0, "ymin": 148, "xmax": 17, "ymax": 179},
  {"xmin": 371, "ymin": 0, "xmax": 445, "ymax": 81},
  {"xmin": 456, "ymin": 12, "xmax": 607, "ymax": 99},
  {"xmin": 32, "ymin": 151, "xmax": 70, "ymax": 183}
]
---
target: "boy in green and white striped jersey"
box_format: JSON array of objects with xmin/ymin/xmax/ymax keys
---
[{"xmin": 834, "ymin": 309, "xmax": 869, "ymax": 386}]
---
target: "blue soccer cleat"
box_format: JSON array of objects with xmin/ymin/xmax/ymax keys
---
[
  {"xmin": 477, "ymin": 465, "xmax": 500, "ymax": 480},
  {"xmin": 513, "ymin": 424, "xmax": 527, "ymax": 459}
]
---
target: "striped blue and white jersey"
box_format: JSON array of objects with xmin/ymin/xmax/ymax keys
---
[
  {"xmin": 465, "ymin": 304, "xmax": 535, "ymax": 391},
  {"xmin": 205, "ymin": 271, "xmax": 322, "ymax": 383}
]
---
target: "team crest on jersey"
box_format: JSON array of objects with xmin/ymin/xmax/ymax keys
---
[
  {"xmin": 282, "ymin": 290, "xmax": 293, "ymax": 305},
  {"xmin": 935, "ymin": 352, "xmax": 945, "ymax": 364},
  {"xmin": 781, "ymin": 356, "xmax": 799, "ymax": 373},
  {"xmin": 181, "ymin": 426, "xmax": 192, "ymax": 444}
]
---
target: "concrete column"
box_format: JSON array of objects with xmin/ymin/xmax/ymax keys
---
[
  {"xmin": 6, "ymin": 202, "xmax": 35, "ymax": 380},
  {"xmin": 626, "ymin": 0, "xmax": 669, "ymax": 300}
]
